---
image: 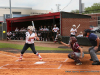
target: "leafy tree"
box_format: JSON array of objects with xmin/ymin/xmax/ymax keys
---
[
  {"xmin": 71, "ymin": 9, "xmax": 79, "ymax": 13},
  {"xmin": 70, "ymin": 3, "xmax": 100, "ymax": 14},
  {"xmin": 84, "ymin": 3, "xmax": 100, "ymax": 14}
]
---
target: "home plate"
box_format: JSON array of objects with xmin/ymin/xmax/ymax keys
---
[{"xmin": 34, "ymin": 61, "xmax": 46, "ymax": 64}]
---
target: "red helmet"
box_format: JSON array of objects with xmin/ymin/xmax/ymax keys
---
[{"xmin": 70, "ymin": 37, "xmax": 77, "ymax": 43}]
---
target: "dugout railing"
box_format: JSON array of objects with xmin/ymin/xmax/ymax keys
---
[
  {"xmin": 62, "ymin": 36, "xmax": 92, "ymax": 46},
  {"xmin": 10, "ymin": 31, "xmax": 53, "ymax": 41}
]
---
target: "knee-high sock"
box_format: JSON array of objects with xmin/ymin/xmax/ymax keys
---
[
  {"xmin": 20, "ymin": 54, "xmax": 23, "ymax": 58},
  {"xmin": 36, "ymin": 52, "xmax": 42, "ymax": 58}
]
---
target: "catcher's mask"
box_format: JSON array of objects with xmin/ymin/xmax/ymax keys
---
[
  {"xmin": 27, "ymin": 26, "xmax": 35, "ymax": 31},
  {"xmin": 70, "ymin": 37, "xmax": 77, "ymax": 43}
]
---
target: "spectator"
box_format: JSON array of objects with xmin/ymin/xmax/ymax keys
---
[
  {"xmin": 37, "ymin": 32, "xmax": 41, "ymax": 41},
  {"xmin": 39, "ymin": 26, "xmax": 43, "ymax": 41},
  {"xmin": 54, "ymin": 32, "xmax": 62, "ymax": 43},
  {"xmin": 15, "ymin": 27, "xmax": 19, "ymax": 40},
  {"xmin": 7, "ymin": 30, "xmax": 12, "ymax": 40},
  {"xmin": 52, "ymin": 24, "xmax": 59, "ymax": 42},
  {"xmin": 43, "ymin": 26, "xmax": 49, "ymax": 41},
  {"xmin": 12, "ymin": 32, "xmax": 16, "ymax": 40},
  {"xmin": 77, "ymin": 31, "xmax": 83, "ymax": 37},
  {"xmin": 15, "ymin": 27, "xmax": 19, "ymax": 32}
]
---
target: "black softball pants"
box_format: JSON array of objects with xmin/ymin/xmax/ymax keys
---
[{"xmin": 21, "ymin": 43, "xmax": 37, "ymax": 54}]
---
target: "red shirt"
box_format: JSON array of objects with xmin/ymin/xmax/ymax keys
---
[{"xmin": 70, "ymin": 42, "xmax": 80, "ymax": 52}]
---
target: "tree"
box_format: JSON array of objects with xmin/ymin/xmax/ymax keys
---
[
  {"xmin": 84, "ymin": 3, "xmax": 100, "ymax": 14},
  {"xmin": 71, "ymin": 9, "xmax": 79, "ymax": 13},
  {"xmin": 70, "ymin": 3, "xmax": 100, "ymax": 14}
]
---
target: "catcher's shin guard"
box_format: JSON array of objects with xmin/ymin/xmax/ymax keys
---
[{"xmin": 68, "ymin": 52, "xmax": 81, "ymax": 63}]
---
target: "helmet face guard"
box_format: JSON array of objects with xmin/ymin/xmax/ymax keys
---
[{"xmin": 70, "ymin": 37, "xmax": 77, "ymax": 43}]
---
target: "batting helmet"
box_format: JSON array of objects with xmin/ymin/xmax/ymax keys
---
[
  {"xmin": 70, "ymin": 37, "xmax": 77, "ymax": 43},
  {"xmin": 72, "ymin": 25, "xmax": 76, "ymax": 27},
  {"xmin": 27, "ymin": 26, "xmax": 35, "ymax": 31}
]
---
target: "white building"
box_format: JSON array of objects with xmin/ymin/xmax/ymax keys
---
[{"xmin": 0, "ymin": 7, "xmax": 53, "ymax": 22}]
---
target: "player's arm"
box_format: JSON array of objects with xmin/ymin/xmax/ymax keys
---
[
  {"xmin": 94, "ymin": 37, "xmax": 100, "ymax": 50},
  {"xmin": 60, "ymin": 41, "xmax": 70, "ymax": 47},
  {"xmin": 96, "ymin": 37, "xmax": 99, "ymax": 47},
  {"xmin": 28, "ymin": 33, "xmax": 37, "ymax": 39},
  {"xmin": 78, "ymin": 47, "xmax": 83, "ymax": 59},
  {"xmin": 52, "ymin": 29, "xmax": 54, "ymax": 32}
]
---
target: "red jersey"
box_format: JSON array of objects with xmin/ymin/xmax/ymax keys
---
[{"xmin": 70, "ymin": 42, "xmax": 80, "ymax": 52}]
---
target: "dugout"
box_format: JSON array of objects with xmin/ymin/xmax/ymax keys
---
[
  {"xmin": 6, "ymin": 12, "xmax": 91, "ymax": 41},
  {"xmin": 6, "ymin": 12, "xmax": 60, "ymax": 31},
  {"xmin": 6, "ymin": 12, "xmax": 91, "ymax": 36}
]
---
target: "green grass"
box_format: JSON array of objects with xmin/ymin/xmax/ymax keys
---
[{"xmin": 0, "ymin": 43, "xmax": 72, "ymax": 51}]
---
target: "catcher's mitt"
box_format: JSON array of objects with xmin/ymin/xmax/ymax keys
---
[{"xmin": 57, "ymin": 35, "xmax": 62, "ymax": 44}]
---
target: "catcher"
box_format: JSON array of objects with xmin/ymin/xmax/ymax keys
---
[
  {"xmin": 60, "ymin": 37, "xmax": 84, "ymax": 65},
  {"xmin": 19, "ymin": 26, "xmax": 43, "ymax": 61}
]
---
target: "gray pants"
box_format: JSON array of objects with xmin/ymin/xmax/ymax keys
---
[
  {"xmin": 89, "ymin": 46, "xmax": 100, "ymax": 62},
  {"xmin": 74, "ymin": 52, "xmax": 84, "ymax": 58}
]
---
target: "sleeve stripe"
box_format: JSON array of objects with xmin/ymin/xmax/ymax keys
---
[{"xmin": 76, "ymin": 46, "xmax": 79, "ymax": 49}]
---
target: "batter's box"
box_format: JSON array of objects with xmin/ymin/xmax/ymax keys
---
[{"xmin": 1, "ymin": 64, "xmax": 60, "ymax": 69}]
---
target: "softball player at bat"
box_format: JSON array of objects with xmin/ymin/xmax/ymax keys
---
[
  {"xmin": 19, "ymin": 26, "xmax": 43, "ymax": 61},
  {"xmin": 61, "ymin": 37, "xmax": 84, "ymax": 65}
]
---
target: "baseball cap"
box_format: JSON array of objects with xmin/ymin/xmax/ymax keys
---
[{"xmin": 84, "ymin": 29, "xmax": 91, "ymax": 32}]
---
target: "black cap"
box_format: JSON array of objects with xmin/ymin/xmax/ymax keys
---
[{"xmin": 84, "ymin": 29, "xmax": 91, "ymax": 33}]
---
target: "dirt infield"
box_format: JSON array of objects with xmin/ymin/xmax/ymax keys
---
[{"xmin": 0, "ymin": 51, "xmax": 100, "ymax": 75}]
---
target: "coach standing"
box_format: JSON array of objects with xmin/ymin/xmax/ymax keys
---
[
  {"xmin": 52, "ymin": 24, "xmax": 59, "ymax": 42},
  {"xmin": 84, "ymin": 29, "xmax": 100, "ymax": 65}
]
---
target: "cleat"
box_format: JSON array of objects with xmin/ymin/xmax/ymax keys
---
[
  {"xmin": 19, "ymin": 58, "xmax": 22, "ymax": 61},
  {"xmin": 39, "ymin": 58, "xmax": 43, "ymax": 61},
  {"xmin": 76, "ymin": 62, "xmax": 82, "ymax": 65},
  {"xmin": 92, "ymin": 61, "xmax": 100, "ymax": 65}
]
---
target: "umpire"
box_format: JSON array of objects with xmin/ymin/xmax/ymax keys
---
[{"xmin": 84, "ymin": 29, "xmax": 100, "ymax": 65}]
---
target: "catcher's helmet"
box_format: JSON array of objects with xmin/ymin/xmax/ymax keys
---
[{"xmin": 70, "ymin": 37, "xmax": 77, "ymax": 43}]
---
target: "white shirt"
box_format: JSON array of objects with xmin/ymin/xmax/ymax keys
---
[
  {"xmin": 43, "ymin": 28, "xmax": 49, "ymax": 31},
  {"xmin": 26, "ymin": 32, "xmax": 35, "ymax": 44},
  {"xmin": 77, "ymin": 34, "xmax": 83, "ymax": 37},
  {"xmin": 40, "ymin": 28, "xmax": 43, "ymax": 31},
  {"xmin": 15, "ymin": 29, "xmax": 19, "ymax": 32},
  {"xmin": 7, "ymin": 32, "xmax": 12, "ymax": 36},
  {"xmin": 53, "ymin": 27, "xmax": 59, "ymax": 32},
  {"xmin": 38, "ymin": 33, "xmax": 41, "ymax": 36},
  {"xmin": 70, "ymin": 28, "xmax": 77, "ymax": 35}
]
